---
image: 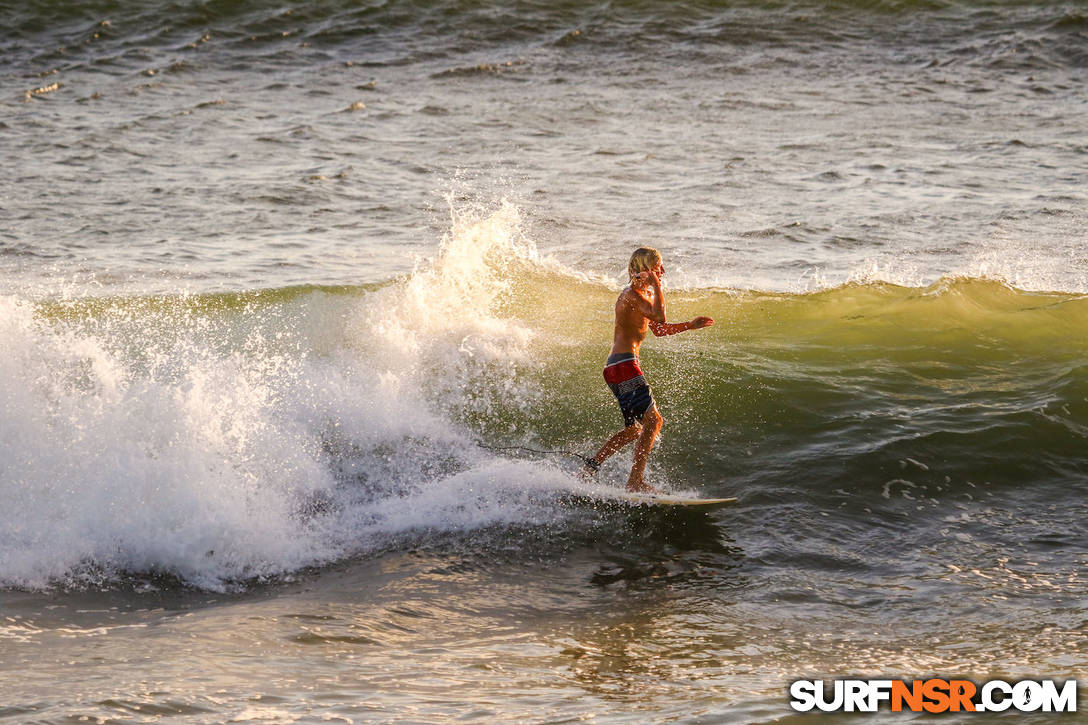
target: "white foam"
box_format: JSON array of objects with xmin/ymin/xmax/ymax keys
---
[
  {"xmin": 0, "ymin": 296, "xmax": 341, "ymax": 590},
  {"xmin": 0, "ymin": 202, "xmax": 575, "ymax": 591}
]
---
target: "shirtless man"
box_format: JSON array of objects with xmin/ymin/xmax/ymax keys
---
[{"xmin": 582, "ymin": 247, "xmax": 714, "ymax": 492}]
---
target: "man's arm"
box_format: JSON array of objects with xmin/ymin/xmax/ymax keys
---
[
  {"xmin": 649, "ymin": 320, "xmax": 691, "ymax": 336},
  {"xmin": 623, "ymin": 275, "xmax": 666, "ymax": 323},
  {"xmin": 649, "ymin": 316, "xmax": 714, "ymax": 337},
  {"xmin": 648, "ymin": 273, "xmax": 665, "ymax": 322},
  {"xmin": 630, "ymin": 271, "xmax": 666, "ymax": 322},
  {"xmin": 644, "ymin": 315, "xmax": 713, "ymax": 335}
]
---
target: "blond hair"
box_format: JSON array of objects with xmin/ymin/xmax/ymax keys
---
[{"xmin": 628, "ymin": 246, "xmax": 662, "ymax": 279}]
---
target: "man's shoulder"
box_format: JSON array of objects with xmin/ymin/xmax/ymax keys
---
[{"xmin": 617, "ymin": 288, "xmax": 651, "ymax": 322}]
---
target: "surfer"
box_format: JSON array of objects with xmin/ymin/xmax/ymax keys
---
[{"xmin": 582, "ymin": 247, "xmax": 713, "ymax": 492}]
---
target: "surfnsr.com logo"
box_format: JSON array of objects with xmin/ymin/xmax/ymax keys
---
[{"xmin": 790, "ymin": 679, "xmax": 1078, "ymax": 713}]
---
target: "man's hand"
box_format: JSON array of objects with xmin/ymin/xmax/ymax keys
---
[
  {"xmin": 690, "ymin": 316, "xmax": 713, "ymax": 329},
  {"xmin": 637, "ymin": 270, "xmax": 662, "ymax": 287}
]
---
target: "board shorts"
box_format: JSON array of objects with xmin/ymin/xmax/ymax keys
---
[{"xmin": 603, "ymin": 352, "xmax": 654, "ymax": 427}]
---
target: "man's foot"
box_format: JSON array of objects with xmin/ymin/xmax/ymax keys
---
[
  {"xmin": 578, "ymin": 457, "xmax": 601, "ymax": 481},
  {"xmin": 625, "ymin": 480, "xmax": 660, "ymax": 495}
]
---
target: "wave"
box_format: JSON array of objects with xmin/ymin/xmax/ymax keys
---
[
  {"xmin": 0, "ymin": 202, "xmax": 583, "ymax": 592},
  {"xmin": 3, "ymin": 202, "xmax": 1087, "ymax": 591}
]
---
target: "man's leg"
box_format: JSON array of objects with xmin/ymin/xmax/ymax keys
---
[
  {"xmin": 626, "ymin": 405, "xmax": 662, "ymax": 492},
  {"xmin": 594, "ymin": 423, "xmax": 642, "ymax": 464},
  {"xmin": 580, "ymin": 423, "xmax": 642, "ymax": 478}
]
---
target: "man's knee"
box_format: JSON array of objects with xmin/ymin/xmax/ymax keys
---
[{"xmin": 645, "ymin": 406, "xmax": 662, "ymax": 430}]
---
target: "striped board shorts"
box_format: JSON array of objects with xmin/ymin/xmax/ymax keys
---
[{"xmin": 603, "ymin": 352, "xmax": 654, "ymax": 427}]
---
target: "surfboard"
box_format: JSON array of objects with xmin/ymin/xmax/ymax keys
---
[{"xmin": 566, "ymin": 489, "xmax": 737, "ymax": 509}]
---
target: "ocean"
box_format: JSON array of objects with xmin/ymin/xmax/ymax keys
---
[{"xmin": 2, "ymin": 0, "xmax": 1086, "ymax": 722}]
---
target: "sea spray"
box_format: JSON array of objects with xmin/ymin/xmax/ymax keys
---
[
  {"xmin": 345, "ymin": 198, "xmax": 542, "ymax": 426},
  {"xmin": 0, "ymin": 203, "xmax": 575, "ymax": 590},
  {"xmin": 0, "ymin": 295, "xmax": 339, "ymax": 590},
  {"xmin": 320, "ymin": 198, "xmax": 572, "ymax": 539}
]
